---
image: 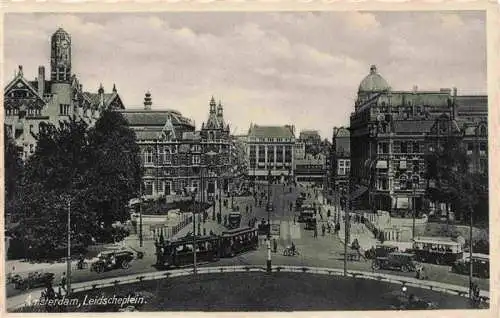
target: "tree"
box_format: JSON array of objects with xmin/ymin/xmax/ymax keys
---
[
  {"xmin": 85, "ymin": 109, "xmax": 143, "ymax": 229},
  {"xmin": 4, "ymin": 128, "xmax": 24, "ymax": 222},
  {"xmin": 12, "ymin": 111, "xmax": 143, "ymax": 260},
  {"xmin": 425, "ymin": 132, "xmax": 487, "ymax": 224}
]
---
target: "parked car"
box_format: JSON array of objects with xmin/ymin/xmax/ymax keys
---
[
  {"xmin": 90, "ymin": 250, "xmax": 135, "ymax": 273},
  {"xmin": 372, "ymin": 252, "xmax": 421, "ymax": 272},
  {"xmin": 451, "ymin": 253, "xmax": 489, "ymax": 278},
  {"xmin": 13, "ymin": 271, "xmax": 55, "ymax": 290},
  {"xmin": 365, "ymin": 244, "xmax": 399, "ymax": 259}
]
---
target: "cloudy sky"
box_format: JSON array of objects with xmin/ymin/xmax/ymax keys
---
[{"xmin": 4, "ymin": 11, "xmax": 486, "ymax": 139}]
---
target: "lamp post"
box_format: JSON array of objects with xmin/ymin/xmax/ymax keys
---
[
  {"xmin": 267, "ymin": 168, "xmax": 272, "ymax": 236},
  {"xmin": 411, "ymin": 175, "xmax": 419, "ymax": 240},
  {"xmin": 66, "ymin": 198, "xmax": 72, "ymax": 295},
  {"xmin": 343, "ymin": 179, "xmax": 350, "ymax": 277},
  {"xmin": 139, "ymin": 182, "xmax": 143, "ymax": 248},
  {"xmin": 468, "ymin": 202, "xmax": 473, "ymax": 301}
]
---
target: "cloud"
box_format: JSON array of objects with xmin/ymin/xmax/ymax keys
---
[{"xmin": 3, "ymin": 11, "xmax": 486, "ymax": 139}]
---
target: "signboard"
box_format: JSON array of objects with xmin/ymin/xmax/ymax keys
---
[{"xmin": 270, "ymin": 223, "xmax": 280, "ymax": 236}]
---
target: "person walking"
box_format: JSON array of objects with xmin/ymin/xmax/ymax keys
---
[
  {"xmin": 321, "ymin": 224, "xmax": 326, "ymax": 236},
  {"xmin": 60, "ymin": 272, "xmax": 67, "ymax": 293},
  {"xmin": 313, "ymin": 226, "xmax": 318, "ymax": 238}
]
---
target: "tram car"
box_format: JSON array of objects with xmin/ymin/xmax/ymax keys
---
[{"xmin": 155, "ymin": 227, "xmax": 258, "ymax": 268}]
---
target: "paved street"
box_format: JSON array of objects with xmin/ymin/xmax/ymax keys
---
[{"xmin": 5, "ymin": 183, "xmax": 489, "ymax": 306}]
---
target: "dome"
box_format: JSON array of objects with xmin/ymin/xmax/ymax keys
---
[{"xmin": 358, "ymin": 65, "xmax": 390, "ymax": 93}]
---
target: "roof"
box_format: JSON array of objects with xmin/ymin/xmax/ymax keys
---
[
  {"xmin": 248, "ymin": 125, "xmax": 294, "ymax": 138},
  {"xmin": 358, "ymin": 65, "xmax": 390, "ymax": 93},
  {"xmin": 28, "ymin": 80, "xmax": 53, "ymax": 95},
  {"xmin": 456, "ymin": 95, "xmax": 488, "ymax": 113},
  {"xmin": 393, "ymin": 120, "xmax": 435, "ymax": 134},
  {"xmin": 120, "ymin": 110, "xmax": 194, "ymax": 127},
  {"xmin": 334, "ymin": 127, "xmax": 350, "ymax": 138}
]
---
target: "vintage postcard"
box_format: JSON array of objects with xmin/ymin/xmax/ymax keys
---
[{"xmin": 1, "ymin": 0, "xmax": 498, "ymax": 316}]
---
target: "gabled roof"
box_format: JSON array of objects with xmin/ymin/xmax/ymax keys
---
[
  {"xmin": 120, "ymin": 109, "xmax": 195, "ymax": 128},
  {"xmin": 82, "ymin": 92, "xmax": 122, "ymax": 109},
  {"xmin": 4, "ymin": 75, "xmax": 45, "ymax": 102},
  {"xmin": 248, "ymin": 125, "xmax": 294, "ymax": 138}
]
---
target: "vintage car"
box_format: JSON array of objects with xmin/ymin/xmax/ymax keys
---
[
  {"xmin": 13, "ymin": 271, "xmax": 55, "ymax": 290},
  {"xmin": 451, "ymin": 253, "xmax": 489, "ymax": 279},
  {"xmin": 365, "ymin": 244, "xmax": 399, "ymax": 259},
  {"xmin": 90, "ymin": 250, "xmax": 135, "ymax": 273},
  {"xmin": 372, "ymin": 252, "xmax": 421, "ymax": 272}
]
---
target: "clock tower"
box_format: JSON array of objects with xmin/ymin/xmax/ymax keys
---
[{"xmin": 50, "ymin": 28, "xmax": 71, "ymax": 83}]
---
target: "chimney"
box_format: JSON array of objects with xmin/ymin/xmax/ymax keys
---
[
  {"xmin": 38, "ymin": 66, "xmax": 45, "ymax": 97},
  {"xmin": 144, "ymin": 91, "xmax": 152, "ymax": 110},
  {"xmin": 98, "ymin": 83, "xmax": 104, "ymax": 108}
]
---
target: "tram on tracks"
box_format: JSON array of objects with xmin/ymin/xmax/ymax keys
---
[{"xmin": 155, "ymin": 227, "xmax": 258, "ymax": 268}]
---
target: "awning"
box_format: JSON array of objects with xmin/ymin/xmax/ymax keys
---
[
  {"xmin": 399, "ymin": 160, "xmax": 407, "ymax": 169},
  {"xmin": 396, "ymin": 197, "xmax": 409, "ymax": 209},
  {"xmin": 376, "ymin": 160, "xmax": 388, "ymax": 169}
]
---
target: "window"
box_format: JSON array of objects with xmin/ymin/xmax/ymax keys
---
[
  {"xmin": 258, "ymin": 145, "xmax": 266, "ymax": 163},
  {"xmin": 192, "ymin": 155, "xmax": 201, "ymax": 165},
  {"xmin": 378, "ymin": 142, "xmax": 389, "ymax": 154},
  {"xmin": 400, "ymin": 142, "xmax": 408, "ymax": 154},
  {"xmin": 276, "ymin": 145, "xmax": 283, "ymax": 162},
  {"xmin": 479, "ymin": 142, "xmax": 487, "ymax": 155},
  {"xmin": 267, "ymin": 146, "xmax": 274, "ymax": 165},
  {"xmin": 144, "ymin": 181, "xmax": 154, "ymax": 196},
  {"xmin": 59, "ymin": 104, "xmax": 70, "ymax": 115},
  {"xmin": 29, "ymin": 125, "xmax": 34, "ymax": 133},
  {"xmin": 29, "ymin": 144, "xmax": 34, "ymax": 153},
  {"xmin": 285, "ymin": 146, "xmax": 292, "ymax": 163},
  {"xmin": 144, "ymin": 148, "xmax": 153, "ymax": 165},
  {"xmin": 413, "ymin": 142, "xmax": 420, "ymax": 153},
  {"xmin": 400, "ymin": 175, "xmax": 407, "ymax": 189},
  {"xmin": 467, "ymin": 142, "xmax": 474, "ymax": 155},
  {"xmin": 413, "ymin": 160, "xmax": 420, "ymax": 173}
]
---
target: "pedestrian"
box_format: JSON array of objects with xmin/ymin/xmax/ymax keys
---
[
  {"xmin": 203, "ymin": 228, "xmax": 206, "ymax": 236},
  {"xmin": 60, "ymin": 272, "xmax": 67, "ymax": 292},
  {"xmin": 273, "ymin": 238, "xmax": 278, "ymax": 253},
  {"xmin": 293, "ymin": 216, "xmax": 296, "ymax": 224},
  {"xmin": 314, "ymin": 227, "xmax": 318, "ymax": 238},
  {"xmin": 322, "ymin": 224, "xmax": 326, "ymax": 236}
]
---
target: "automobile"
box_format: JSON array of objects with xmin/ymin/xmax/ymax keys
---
[
  {"xmin": 298, "ymin": 210, "xmax": 314, "ymax": 223},
  {"xmin": 451, "ymin": 253, "xmax": 489, "ymax": 278},
  {"xmin": 90, "ymin": 250, "xmax": 135, "ymax": 273},
  {"xmin": 13, "ymin": 271, "xmax": 55, "ymax": 290},
  {"xmin": 365, "ymin": 244, "xmax": 399, "ymax": 259},
  {"xmin": 372, "ymin": 252, "xmax": 421, "ymax": 272}
]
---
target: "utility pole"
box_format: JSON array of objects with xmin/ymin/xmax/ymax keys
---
[
  {"xmin": 139, "ymin": 182, "xmax": 143, "ymax": 248},
  {"xmin": 468, "ymin": 202, "xmax": 473, "ymax": 301},
  {"xmin": 193, "ymin": 190, "xmax": 197, "ymax": 275},
  {"xmin": 343, "ymin": 179, "xmax": 350, "ymax": 277},
  {"xmin": 412, "ymin": 175, "xmax": 418, "ymax": 240},
  {"xmin": 66, "ymin": 199, "xmax": 72, "ymax": 295}
]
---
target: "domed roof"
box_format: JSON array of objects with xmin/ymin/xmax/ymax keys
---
[{"xmin": 358, "ymin": 65, "xmax": 390, "ymax": 93}]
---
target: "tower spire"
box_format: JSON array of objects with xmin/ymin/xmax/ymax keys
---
[{"xmin": 209, "ymin": 96, "xmax": 216, "ymax": 114}]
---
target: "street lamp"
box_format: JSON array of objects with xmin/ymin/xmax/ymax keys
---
[
  {"xmin": 343, "ymin": 179, "xmax": 350, "ymax": 277},
  {"xmin": 139, "ymin": 182, "xmax": 143, "ymax": 248},
  {"xmin": 267, "ymin": 168, "xmax": 272, "ymax": 236},
  {"xmin": 66, "ymin": 197, "xmax": 72, "ymax": 295},
  {"xmin": 411, "ymin": 175, "xmax": 419, "ymax": 240},
  {"xmin": 185, "ymin": 186, "xmax": 198, "ymax": 274},
  {"xmin": 205, "ymin": 150, "xmax": 218, "ymax": 221}
]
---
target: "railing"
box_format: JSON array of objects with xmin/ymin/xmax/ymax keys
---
[{"xmin": 66, "ymin": 265, "xmax": 489, "ymax": 304}]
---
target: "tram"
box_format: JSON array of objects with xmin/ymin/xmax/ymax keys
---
[{"xmin": 155, "ymin": 227, "xmax": 258, "ymax": 268}]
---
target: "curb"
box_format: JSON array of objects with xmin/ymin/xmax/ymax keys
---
[{"xmin": 8, "ymin": 265, "xmax": 489, "ymax": 311}]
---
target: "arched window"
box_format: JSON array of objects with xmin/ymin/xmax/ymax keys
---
[
  {"xmin": 144, "ymin": 148, "xmax": 153, "ymax": 165},
  {"xmin": 209, "ymin": 131, "xmax": 215, "ymax": 140}
]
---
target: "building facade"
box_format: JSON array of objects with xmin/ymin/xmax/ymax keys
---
[
  {"xmin": 121, "ymin": 94, "xmax": 232, "ymax": 200},
  {"xmin": 4, "ymin": 28, "xmax": 124, "ymax": 160},
  {"xmin": 350, "ymin": 65, "xmax": 487, "ymax": 216},
  {"xmin": 246, "ymin": 124, "xmax": 295, "ymax": 182},
  {"xmin": 330, "ymin": 126, "xmax": 351, "ymax": 193},
  {"xmin": 298, "ymin": 130, "xmax": 322, "ymax": 155},
  {"xmin": 293, "ymin": 153, "xmax": 327, "ymax": 185}
]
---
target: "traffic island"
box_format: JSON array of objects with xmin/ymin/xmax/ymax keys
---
[{"xmin": 14, "ymin": 272, "xmax": 476, "ymax": 312}]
